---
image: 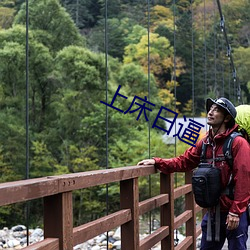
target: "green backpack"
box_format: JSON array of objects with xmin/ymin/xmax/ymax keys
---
[{"xmin": 235, "ymin": 105, "xmax": 250, "ymax": 142}]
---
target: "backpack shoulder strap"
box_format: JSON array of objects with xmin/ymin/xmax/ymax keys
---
[
  {"xmin": 223, "ymin": 132, "xmax": 242, "ymax": 169},
  {"xmin": 200, "ymin": 142, "xmax": 208, "ymax": 163}
]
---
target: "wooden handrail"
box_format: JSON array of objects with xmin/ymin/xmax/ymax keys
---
[{"xmin": 0, "ymin": 165, "xmax": 203, "ymax": 250}]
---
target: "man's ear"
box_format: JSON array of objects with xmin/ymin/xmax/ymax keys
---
[{"xmin": 224, "ymin": 114, "xmax": 232, "ymax": 123}]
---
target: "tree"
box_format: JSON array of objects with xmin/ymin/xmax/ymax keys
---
[
  {"xmin": 46, "ymin": 46, "xmax": 107, "ymax": 165},
  {"xmin": 0, "ymin": 25, "xmax": 56, "ymax": 132},
  {"xmin": 30, "ymin": 141, "xmax": 58, "ymax": 177},
  {"xmin": 117, "ymin": 63, "xmax": 158, "ymax": 98},
  {"xmin": 148, "ymin": 5, "xmax": 174, "ymax": 33},
  {"xmin": 124, "ymin": 32, "xmax": 185, "ymax": 93},
  {"xmin": 0, "ymin": 6, "xmax": 15, "ymax": 29},
  {"xmin": 14, "ymin": 0, "xmax": 84, "ymax": 52},
  {"xmin": 234, "ymin": 46, "xmax": 250, "ymax": 102},
  {"xmin": 86, "ymin": 17, "xmax": 139, "ymax": 60},
  {"xmin": 61, "ymin": 0, "xmax": 101, "ymax": 29}
]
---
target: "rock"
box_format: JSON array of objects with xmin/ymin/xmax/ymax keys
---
[
  {"xmin": 100, "ymin": 240, "xmax": 108, "ymax": 246},
  {"xmin": 0, "ymin": 230, "xmax": 7, "ymax": 238},
  {"xmin": 0, "ymin": 224, "xmax": 187, "ymax": 249},
  {"xmin": 113, "ymin": 240, "xmax": 121, "ymax": 249},
  {"xmin": 73, "ymin": 242, "xmax": 87, "ymax": 249},
  {"xmin": 95, "ymin": 234, "xmax": 106, "ymax": 243},
  {"xmin": 113, "ymin": 227, "xmax": 120, "ymax": 240},
  {"xmin": 7, "ymin": 239, "xmax": 20, "ymax": 247},
  {"xmin": 87, "ymin": 238, "xmax": 94, "ymax": 245},
  {"xmin": 12, "ymin": 231, "xmax": 25, "ymax": 238},
  {"xmin": 30, "ymin": 228, "xmax": 43, "ymax": 238},
  {"xmin": 91, "ymin": 245, "xmax": 101, "ymax": 250},
  {"xmin": 107, "ymin": 231, "xmax": 114, "ymax": 237},
  {"xmin": 108, "ymin": 236, "xmax": 116, "ymax": 243},
  {"xmin": 11, "ymin": 226, "xmax": 26, "ymax": 232},
  {"xmin": 20, "ymin": 237, "xmax": 27, "ymax": 245},
  {"xmin": 15, "ymin": 245, "xmax": 23, "ymax": 249}
]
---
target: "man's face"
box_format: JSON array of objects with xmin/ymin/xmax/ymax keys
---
[{"xmin": 207, "ymin": 104, "xmax": 226, "ymax": 127}]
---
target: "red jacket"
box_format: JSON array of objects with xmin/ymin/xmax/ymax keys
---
[{"xmin": 154, "ymin": 124, "xmax": 250, "ymax": 216}]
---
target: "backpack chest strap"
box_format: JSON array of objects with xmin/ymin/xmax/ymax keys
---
[{"xmin": 202, "ymin": 157, "xmax": 226, "ymax": 163}]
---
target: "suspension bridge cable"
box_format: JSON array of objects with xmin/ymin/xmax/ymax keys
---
[
  {"xmin": 218, "ymin": 31, "xmax": 225, "ymax": 96},
  {"xmin": 173, "ymin": 0, "xmax": 177, "ymax": 156},
  {"xmin": 76, "ymin": 0, "xmax": 79, "ymax": 27},
  {"xmin": 147, "ymin": 0, "xmax": 152, "ymax": 234},
  {"xmin": 172, "ymin": 0, "xmax": 179, "ymax": 245},
  {"xmin": 213, "ymin": 0, "xmax": 217, "ymax": 96},
  {"xmin": 228, "ymin": 64, "xmax": 231, "ymax": 100},
  {"xmin": 104, "ymin": 0, "xmax": 109, "ymax": 248},
  {"xmin": 203, "ymin": 0, "xmax": 207, "ymax": 99},
  {"xmin": 25, "ymin": 0, "xmax": 30, "ymax": 245},
  {"xmin": 216, "ymin": 0, "xmax": 242, "ymax": 104},
  {"xmin": 191, "ymin": 0, "xmax": 195, "ymax": 118}
]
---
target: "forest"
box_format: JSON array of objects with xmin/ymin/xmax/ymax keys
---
[{"xmin": 0, "ymin": 0, "xmax": 249, "ymax": 228}]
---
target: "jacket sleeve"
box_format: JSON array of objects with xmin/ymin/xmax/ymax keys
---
[
  {"xmin": 230, "ymin": 136, "xmax": 250, "ymax": 215},
  {"xmin": 153, "ymin": 140, "xmax": 203, "ymax": 174}
]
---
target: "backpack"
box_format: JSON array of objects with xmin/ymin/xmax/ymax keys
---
[
  {"xmin": 235, "ymin": 105, "xmax": 250, "ymax": 142},
  {"xmin": 192, "ymin": 131, "xmax": 241, "ymax": 208},
  {"xmin": 192, "ymin": 162, "xmax": 221, "ymax": 208}
]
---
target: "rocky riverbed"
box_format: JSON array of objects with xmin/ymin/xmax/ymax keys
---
[{"xmin": 0, "ymin": 225, "xmax": 187, "ymax": 249}]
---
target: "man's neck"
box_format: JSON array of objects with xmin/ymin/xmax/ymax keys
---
[{"xmin": 211, "ymin": 126, "xmax": 227, "ymax": 137}]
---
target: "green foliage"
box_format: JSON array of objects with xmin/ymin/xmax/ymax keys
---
[
  {"xmin": 61, "ymin": 0, "xmax": 101, "ymax": 28},
  {"xmin": 30, "ymin": 141, "xmax": 56, "ymax": 177},
  {"xmin": 86, "ymin": 17, "xmax": 138, "ymax": 60},
  {"xmin": 0, "ymin": 7, "xmax": 15, "ymax": 29},
  {"xmin": 62, "ymin": 145, "xmax": 99, "ymax": 173},
  {"xmin": 117, "ymin": 63, "xmax": 159, "ymax": 100},
  {"xmin": 53, "ymin": 46, "xmax": 106, "ymax": 93},
  {"xmin": 123, "ymin": 31, "xmax": 185, "ymax": 95},
  {"xmin": 14, "ymin": 0, "xmax": 84, "ymax": 52},
  {"xmin": 148, "ymin": 5, "xmax": 174, "ymax": 32},
  {"xmin": 234, "ymin": 46, "xmax": 250, "ymax": 101},
  {"xmin": 0, "ymin": 112, "xmax": 26, "ymax": 181},
  {"xmin": 0, "ymin": 40, "xmax": 26, "ymax": 103}
]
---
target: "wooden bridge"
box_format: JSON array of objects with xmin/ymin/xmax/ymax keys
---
[{"xmin": 0, "ymin": 165, "xmax": 204, "ymax": 250}]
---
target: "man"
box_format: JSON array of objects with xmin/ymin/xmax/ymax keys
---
[{"xmin": 138, "ymin": 97, "xmax": 250, "ymax": 250}]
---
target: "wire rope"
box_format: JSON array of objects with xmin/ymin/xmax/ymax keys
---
[
  {"xmin": 147, "ymin": 0, "xmax": 152, "ymax": 234},
  {"xmin": 25, "ymin": 0, "xmax": 30, "ymax": 245},
  {"xmin": 215, "ymin": 0, "xmax": 242, "ymax": 104},
  {"xmin": 203, "ymin": 0, "xmax": 207, "ymax": 100},
  {"xmin": 191, "ymin": 0, "xmax": 195, "ymax": 118},
  {"xmin": 104, "ymin": 0, "xmax": 109, "ymax": 248},
  {"xmin": 203, "ymin": 0, "xmax": 209, "ymax": 132},
  {"xmin": 76, "ymin": 0, "xmax": 79, "ymax": 27},
  {"xmin": 173, "ymin": 0, "xmax": 177, "ymax": 146},
  {"xmin": 172, "ymin": 0, "xmax": 179, "ymax": 245},
  {"xmin": 218, "ymin": 27, "xmax": 225, "ymax": 96},
  {"xmin": 213, "ymin": 0, "xmax": 217, "ymax": 96}
]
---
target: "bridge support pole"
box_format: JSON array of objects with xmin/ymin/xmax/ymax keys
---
[
  {"xmin": 185, "ymin": 171, "xmax": 196, "ymax": 250},
  {"xmin": 44, "ymin": 192, "xmax": 73, "ymax": 250},
  {"xmin": 161, "ymin": 173, "xmax": 174, "ymax": 250},
  {"xmin": 120, "ymin": 178, "xmax": 139, "ymax": 250}
]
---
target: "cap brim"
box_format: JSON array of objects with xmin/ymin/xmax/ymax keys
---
[{"xmin": 206, "ymin": 98, "xmax": 215, "ymax": 113}]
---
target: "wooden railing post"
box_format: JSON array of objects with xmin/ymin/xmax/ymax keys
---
[
  {"xmin": 185, "ymin": 171, "xmax": 196, "ymax": 250},
  {"xmin": 120, "ymin": 178, "xmax": 139, "ymax": 250},
  {"xmin": 44, "ymin": 192, "xmax": 73, "ymax": 250},
  {"xmin": 160, "ymin": 173, "xmax": 174, "ymax": 250}
]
